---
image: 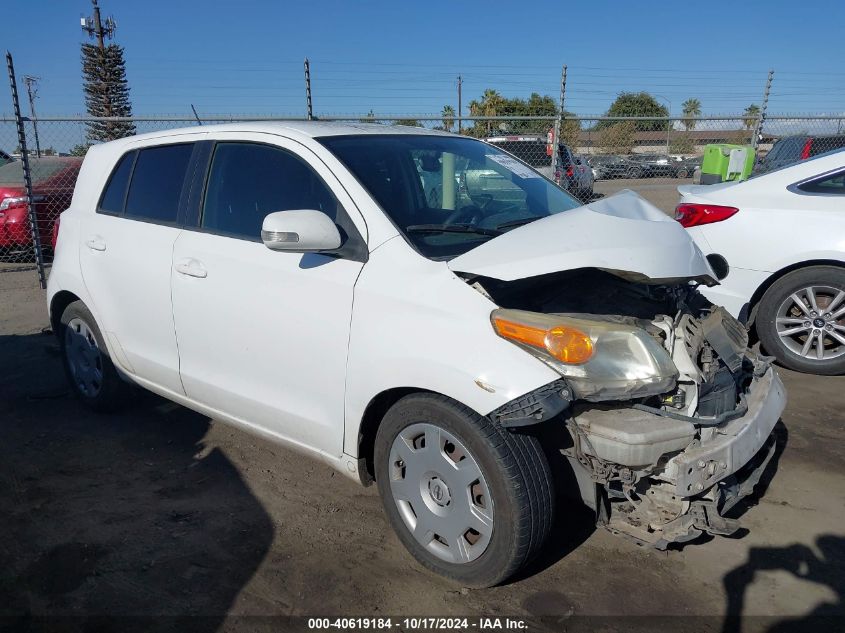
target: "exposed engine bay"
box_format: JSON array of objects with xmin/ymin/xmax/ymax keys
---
[{"xmin": 467, "ymin": 268, "xmax": 786, "ymax": 548}]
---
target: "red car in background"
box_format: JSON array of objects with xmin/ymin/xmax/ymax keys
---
[{"xmin": 0, "ymin": 157, "xmax": 83, "ymax": 257}]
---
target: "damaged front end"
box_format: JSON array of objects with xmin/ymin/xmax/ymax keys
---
[{"xmin": 477, "ymin": 268, "xmax": 787, "ymax": 549}]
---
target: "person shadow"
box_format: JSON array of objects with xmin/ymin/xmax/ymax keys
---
[
  {"xmin": 721, "ymin": 535, "xmax": 844, "ymax": 633},
  {"xmin": 0, "ymin": 331, "xmax": 275, "ymax": 632}
]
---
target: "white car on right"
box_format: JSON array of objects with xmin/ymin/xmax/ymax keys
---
[{"xmin": 677, "ymin": 148, "xmax": 845, "ymax": 375}]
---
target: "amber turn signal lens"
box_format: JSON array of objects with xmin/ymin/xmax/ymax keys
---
[
  {"xmin": 492, "ymin": 318, "xmax": 593, "ymax": 365},
  {"xmin": 544, "ymin": 326, "xmax": 593, "ymax": 364}
]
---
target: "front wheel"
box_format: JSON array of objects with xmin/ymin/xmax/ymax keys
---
[
  {"xmin": 374, "ymin": 394, "xmax": 554, "ymax": 587},
  {"xmin": 59, "ymin": 300, "xmax": 131, "ymax": 411},
  {"xmin": 757, "ymin": 266, "xmax": 845, "ymax": 375}
]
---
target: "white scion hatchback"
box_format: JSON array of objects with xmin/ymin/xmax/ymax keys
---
[{"xmin": 49, "ymin": 122, "xmax": 785, "ymax": 586}]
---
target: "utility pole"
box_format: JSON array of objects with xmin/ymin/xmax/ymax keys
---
[
  {"xmin": 81, "ymin": 0, "xmax": 117, "ymax": 119},
  {"xmin": 457, "ymin": 75, "xmax": 462, "ymax": 134},
  {"xmin": 304, "ymin": 58, "xmax": 313, "ymax": 120},
  {"xmin": 23, "ymin": 75, "xmax": 41, "ymax": 158},
  {"xmin": 752, "ymin": 69, "xmax": 774, "ymax": 151},
  {"xmin": 551, "ymin": 65, "xmax": 566, "ymax": 182}
]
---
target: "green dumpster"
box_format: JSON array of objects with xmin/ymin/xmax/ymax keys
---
[{"xmin": 700, "ymin": 144, "xmax": 755, "ymax": 185}]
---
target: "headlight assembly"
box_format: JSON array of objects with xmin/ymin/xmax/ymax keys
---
[{"xmin": 491, "ymin": 308, "xmax": 678, "ymax": 402}]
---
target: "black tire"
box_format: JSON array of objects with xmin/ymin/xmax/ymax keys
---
[
  {"xmin": 374, "ymin": 393, "xmax": 554, "ymax": 587},
  {"xmin": 676, "ymin": 168, "xmax": 690, "ymax": 179},
  {"xmin": 757, "ymin": 266, "xmax": 845, "ymax": 375},
  {"xmin": 58, "ymin": 300, "xmax": 131, "ymax": 411},
  {"xmin": 627, "ymin": 166, "xmax": 643, "ymax": 179}
]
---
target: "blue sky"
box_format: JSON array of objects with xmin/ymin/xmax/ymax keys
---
[{"xmin": 4, "ymin": 0, "xmax": 845, "ymax": 118}]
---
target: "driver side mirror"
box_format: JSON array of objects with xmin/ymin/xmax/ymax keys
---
[{"xmin": 261, "ymin": 210, "xmax": 342, "ymax": 252}]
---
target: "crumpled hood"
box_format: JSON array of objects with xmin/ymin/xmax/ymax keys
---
[{"xmin": 448, "ymin": 190, "xmax": 717, "ymax": 284}]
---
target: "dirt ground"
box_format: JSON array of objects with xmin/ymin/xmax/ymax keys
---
[{"xmin": 1, "ymin": 263, "xmax": 843, "ymax": 633}]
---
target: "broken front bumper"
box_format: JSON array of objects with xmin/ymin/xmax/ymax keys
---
[
  {"xmin": 664, "ymin": 367, "xmax": 786, "ymax": 497},
  {"xmin": 592, "ymin": 367, "xmax": 786, "ymax": 548}
]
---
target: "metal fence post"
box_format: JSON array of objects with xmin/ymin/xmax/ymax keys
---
[
  {"xmin": 551, "ymin": 65, "xmax": 567, "ymax": 182},
  {"xmin": 304, "ymin": 58, "xmax": 313, "ymax": 121},
  {"xmin": 752, "ymin": 69, "xmax": 774, "ymax": 151},
  {"xmin": 6, "ymin": 51, "xmax": 46, "ymax": 289}
]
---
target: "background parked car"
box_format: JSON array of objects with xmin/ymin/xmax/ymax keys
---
[
  {"xmin": 0, "ymin": 157, "xmax": 82, "ymax": 257},
  {"xmin": 589, "ymin": 154, "xmax": 631, "ymax": 180},
  {"xmin": 677, "ymin": 148, "xmax": 845, "ymax": 374},
  {"xmin": 625, "ymin": 154, "xmax": 677, "ymax": 178},
  {"xmin": 572, "ymin": 155, "xmax": 594, "ymax": 199},
  {"xmin": 673, "ymin": 156, "xmax": 701, "ymax": 179},
  {"xmin": 755, "ymin": 134, "xmax": 845, "ymax": 174}
]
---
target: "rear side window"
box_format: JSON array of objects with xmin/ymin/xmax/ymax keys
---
[
  {"xmin": 99, "ymin": 151, "xmax": 135, "ymax": 214},
  {"xmin": 125, "ymin": 144, "xmax": 194, "ymax": 223},
  {"xmin": 797, "ymin": 171, "xmax": 845, "ymax": 194},
  {"xmin": 201, "ymin": 142, "xmax": 339, "ymax": 240}
]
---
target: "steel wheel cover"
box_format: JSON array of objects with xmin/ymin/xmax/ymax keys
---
[
  {"xmin": 65, "ymin": 316, "xmax": 104, "ymax": 397},
  {"xmin": 388, "ymin": 422, "xmax": 493, "ymax": 564}
]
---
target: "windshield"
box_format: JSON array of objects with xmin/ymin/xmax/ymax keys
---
[{"xmin": 319, "ymin": 134, "xmax": 581, "ymax": 259}]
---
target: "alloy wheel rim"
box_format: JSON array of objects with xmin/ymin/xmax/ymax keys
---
[
  {"xmin": 775, "ymin": 285, "xmax": 845, "ymax": 361},
  {"xmin": 64, "ymin": 317, "xmax": 104, "ymax": 397},
  {"xmin": 388, "ymin": 422, "xmax": 493, "ymax": 564}
]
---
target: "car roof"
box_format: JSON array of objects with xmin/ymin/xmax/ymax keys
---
[{"xmin": 122, "ymin": 121, "xmax": 453, "ymax": 143}]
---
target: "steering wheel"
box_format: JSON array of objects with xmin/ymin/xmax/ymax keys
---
[{"xmin": 444, "ymin": 204, "xmax": 483, "ymax": 225}]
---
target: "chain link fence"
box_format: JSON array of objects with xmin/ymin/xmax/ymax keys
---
[{"xmin": 2, "ymin": 113, "xmax": 844, "ymax": 286}]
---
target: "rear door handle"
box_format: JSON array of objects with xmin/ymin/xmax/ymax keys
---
[
  {"xmin": 86, "ymin": 236, "xmax": 106, "ymax": 251},
  {"xmin": 175, "ymin": 258, "xmax": 208, "ymax": 279}
]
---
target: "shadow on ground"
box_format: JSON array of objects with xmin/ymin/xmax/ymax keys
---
[
  {"xmin": 0, "ymin": 331, "xmax": 274, "ymax": 631},
  {"xmin": 722, "ymin": 534, "xmax": 844, "ymax": 633}
]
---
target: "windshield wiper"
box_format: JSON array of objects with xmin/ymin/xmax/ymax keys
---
[
  {"xmin": 495, "ymin": 216, "xmax": 542, "ymax": 230},
  {"xmin": 405, "ymin": 223, "xmax": 502, "ymax": 237}
]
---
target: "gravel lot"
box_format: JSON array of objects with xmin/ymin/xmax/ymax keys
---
[{"xmin": 2, "ymin": 247, "xmax": 843, "ymax": 632}]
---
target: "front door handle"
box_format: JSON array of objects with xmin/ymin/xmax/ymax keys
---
[
  {"xmin": 86, "ymin": 236, "xmax": 106, "ymax": 251},
  {"xmin": 175, "ymin": 258, "xmax": 208, "ymax": 279}
]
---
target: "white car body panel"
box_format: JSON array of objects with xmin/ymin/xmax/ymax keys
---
[
  {"xmin": 678, "ymin": 150, "xmax": 845, "ymax": 317},
  {"xmin": 449, "ymin": 190, "xmax": 716, "ymax": 283},
  {"xmin": 342, "ymin": 235, "xmax": 560, "ymax": 457},
  {"xmin": 170, "ymin": 131, "xmax": 371, "ymax": 457}
]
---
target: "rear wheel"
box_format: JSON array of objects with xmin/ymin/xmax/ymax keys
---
[
  {"xmin": 757, "ymin": 266, "xmax": 845, "ymax": 375},
  {"xmin": 59, "ymin": 300, "xmax": 131, "ymax": 410},
  {"xmin": 374, "ymin": 394, "xmax": 554, "ymax": 587},
  {"xmin": 676, "ymin": 168, "xmax": 690, "ymax": 179}
]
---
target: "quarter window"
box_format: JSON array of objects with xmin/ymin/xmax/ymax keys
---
[
  {"xmin": 797, "ymin": 171, "xmax": 845, "ymax": 194},
  {"xmin": 98, "ymin": 151, "xmax": 135, "ymax": 214},
  {"xmin": 201, "ymin": 143, "xmax": 339, "ymax": 240},
  {"xmin": 124, "ymin": 143, "xmax": 194, "ymax": 223}
]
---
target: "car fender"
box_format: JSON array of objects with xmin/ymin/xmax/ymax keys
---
[{"xmin": 343, "ymin": 237, "xmax": 560, "ymax": 458}]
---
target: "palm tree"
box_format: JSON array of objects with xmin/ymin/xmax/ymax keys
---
[
  {"xmin": 480, "ymin": 89, "xmax": 503, "ymax": 134},
  {"xmin": 441, "ymin": 105, "xmax": 455, "ymax": 132},
  {"xmin": 681, "ymin": 98, "xmax": 701, "ymax": 131},
  {"xmin": 743, "ymin": 104, "xmax": 761, "ymax": 130}
]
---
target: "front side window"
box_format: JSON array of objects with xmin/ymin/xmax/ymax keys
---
[
  {"xmin": 125, "ymin": 144, "xmax": 194, "ymax": 223},
  {"xmin": 320, "ymin": 134, "xmax": 581, "ymax": 260},
  {"xmin": 201, "ymin": 143, "xmax": 339, "ymax": 240}
]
